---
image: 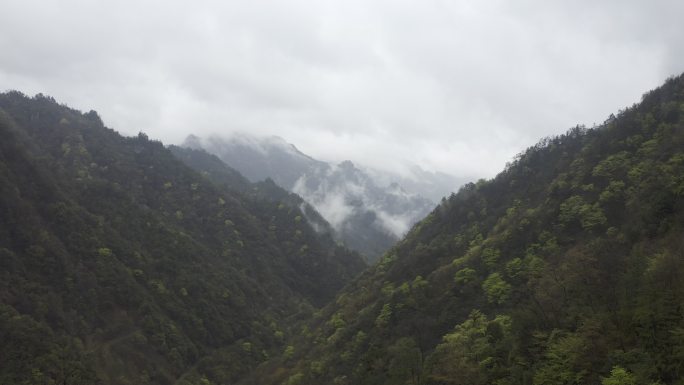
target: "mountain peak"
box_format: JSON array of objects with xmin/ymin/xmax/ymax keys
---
[
  {"xmin": 338, "ymin": 160, "xmax": 356, "ymax": 169},
  {"xmin": 182, "ymin": 134, "xmax": 202, "ymax": 149}
]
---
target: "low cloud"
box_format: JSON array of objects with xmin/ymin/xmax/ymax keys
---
[
  {"xmin": 1, "ymin": 0, "xmax": 682, "ymax": 178},
  {"xmin": 296, "ymin": 181, "xmax": 354, "ymax": 231},
  {"xmin": 292, "ymin": 162, "xmax": 432, "ymax": 238}
]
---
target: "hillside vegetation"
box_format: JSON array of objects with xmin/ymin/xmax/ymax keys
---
[
  {"xmin": 3, "ymin": 73, "xmax": 684, "ymax": 385},
  {"xmin": 0, "ymin": 92, "xmax": 364, "ymax": 385},
  {"xmin": 251, "ymin": 74, "xmax": 684, "ymax": 385}
]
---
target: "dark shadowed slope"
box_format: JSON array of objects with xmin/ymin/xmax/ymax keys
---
[
  {"xmin": 168, "ymin": 145, "xmax": 366, "ymax": 303},
  {"xmin": 0, "ymin": 92, "xmax": 364, "ymax": 385}
]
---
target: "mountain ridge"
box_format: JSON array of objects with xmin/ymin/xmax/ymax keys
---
[
  {"xmin": 0, "ymin": 91, "xmax": 365, "ymax": 385},
  {"xmin": 3, "ymin": 72, "xmax": 684, "ymax": 385},
  {"xmin": 245, "ymin": 73, "xmax": 684, "ymax": 385}
]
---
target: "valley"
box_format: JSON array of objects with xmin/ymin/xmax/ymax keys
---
[{"xmin": 1, "ymin": 73, "xmax": 684, "ymax": 385}]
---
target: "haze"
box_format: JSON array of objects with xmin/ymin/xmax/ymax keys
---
[{"xmin": 1, "ymin": 0, "xmax": 682, "ymax": 179}]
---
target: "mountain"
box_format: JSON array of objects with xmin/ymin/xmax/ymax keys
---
[
  {"xmin": 248, "ymin": 74, "xmax": 684, "ymax": 385},
  {"xmin": 183, "ymin": 133, "xmax": 326, "ymax": 192},
  {"xmin": 291, "ymin": 160, "xmax": 435, "ymax": 259},
  {"xmin": 0, "ymin": 91, "xmax": 365, "ymax": 385},
  {"xmin": 183, "ymin": 134, "xmax": 447, "ymax": 261},
  {"xmin": 167, "ymin": 145, "xmax": 338, "ymax": 249},
  {"xmin": 363, "ymin": 164, "xmax": 469, "ymax": 203}
]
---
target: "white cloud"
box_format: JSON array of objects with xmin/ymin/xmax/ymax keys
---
[
  {"xmin": 1, "ymin": 0, "xmax": 682, "ymax": 178},
  {"xmin": 293, "ymin": 173, "xmax": 354, "ymax": 230}
]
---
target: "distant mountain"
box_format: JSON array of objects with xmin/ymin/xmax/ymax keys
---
[
  {"xmin": 183, "ymin": 134, "xmax": 459, "ymax": 261},
  {"xmin": 363, "ymin": 164, "xmax": 470, "ymax": 203},
  {"xmin": 291, "ymin": 160, "xmax": 434, "ymax": 259},
  {"xmin": 183, "ymin": 133, "xmax": 326, "ymax": 191},
  {"xmin": 0, "ymin": 92, "xmax": 365, "ymax": 385}
]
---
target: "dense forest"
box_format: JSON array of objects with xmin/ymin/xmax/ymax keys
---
[
  {"xmin": 245, "ymin": 74, "xmax": 684, "ymax": 385},
  {"xmin": 1, "ymin": 72, "xmax": 684, "ymax": 385},
  {"xmin": 0, "ymin": 92, "xmax": 364, "ymax": 385}
]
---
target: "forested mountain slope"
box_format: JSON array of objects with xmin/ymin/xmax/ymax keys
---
[
  {"xmin": 0, "ymin": 92, "xmax": 364, "ymax": 385},
  {"xmin": 252, "ymin": 74, "xmax": 684, "ymax": 385},
  {"xmin": 168, "ymin": 144, "xmax": 364, "ymax": 301}
]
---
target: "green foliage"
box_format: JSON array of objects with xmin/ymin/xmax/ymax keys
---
[
  {"xmin": 387, "ymin": 337, "xmax": 423, "ymax": 385},
  {"xmin": 255, "ymin": 74, "xmax": 684, "ymax": 385},
  {"xmin": 599, "ymin": 180, "xmax": 626, "ymax": 203},
  {"xmin": 559, "ymin": 195, "xmax": 607, "ymax": 230},
  {"xmin": 592, "ymin": 151, "xmax": 631, "ymax": 178},
  {"xmin": 0, "ymin": 91, "xmax": 365, "ymax": 385},
  {"xmin": 533, "ymin": 333, "xmax": 589, "ymax": 385},
  {"xmin": 381, "ymin": 281, "xmax": 395, "ymax": 296},
  {"xmin": 601, "ymin": 366, "xmax": 637, "ymax": 385},
  {"xmin": 425, "ymin": 311, "xmax": 513, "ymax": 385},
  {"xmin": 286, "ymin": 372, "xmax": 304, "ymax": 385},
  {"xmin": 5, "ymin": 73, "xmax": 684, "ymax": 385},
  {"xmin": 412, "ymin": 275, "xmax": 428, "ymax": 290},
  {"xmin": 455, "ymin": 267, "xmax": 477, "ymax": 284},
  {"xmin": 375, "ymin": 303, "xmax": 392, "ymax": 328},
  {"xmin": 482, "ymin": 273, "xmax": 511, "ymax": 304},
  {"xmin": 482, "ymin": 247, "xmax": 501, "ymax": 267},
  {"xmin": 283, "ymin": 345, "xmax": 295, "ymax": 360},
  {"xmin": 377, "ymin": 253, "xmax": 397, "ymax": 272},
  {"xmin": 329, "ymin": 313, "xmax": 347, "ymax": 329}
]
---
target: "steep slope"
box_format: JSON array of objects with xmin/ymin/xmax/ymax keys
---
[
  {"xmin": 252, "ymin": 74, "xmax": 684, "ymax": 385},
  {"xmin": 168, "ymin": 145, "xmax": 332, "ymax": 234},
  {"xmin": 0, "ymin": 92, "xmax": 364, "ymax": 385},
  {"xmin": 168, "ymin": 145, "xmax": 366, "ymax": 303},
  {"xmin": 185, "ymin": 134, "xmax": 437, "ymax": 261}
]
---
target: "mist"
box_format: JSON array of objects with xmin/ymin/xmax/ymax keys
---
[{"xmin": 2, "ymin": 0, "xmax": 682, "ymax": 179}]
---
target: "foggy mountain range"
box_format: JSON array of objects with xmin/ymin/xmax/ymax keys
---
[
  {"xmin": 2, "ymin": 0, "xmax": 684, "ymax": 383},
  {"xmin": 183, "ymin": 133, "xmax": 465, "ymax": 260}
]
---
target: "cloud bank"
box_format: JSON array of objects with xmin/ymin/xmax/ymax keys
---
[{"xmin": 1, "ymin": 0, "xmax": 682, "ymax": 178}]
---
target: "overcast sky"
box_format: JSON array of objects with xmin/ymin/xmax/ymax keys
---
[{"xmin": 1, "ymin": 0, "xmax": 682, "ymax": 179}]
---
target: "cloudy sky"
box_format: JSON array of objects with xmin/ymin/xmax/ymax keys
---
[{"xmin": 1, "ymin": 0, "xmax": 682, "ymax": 179}]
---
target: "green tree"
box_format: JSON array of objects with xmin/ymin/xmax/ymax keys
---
[
  {"xmin": 388, "ymin": 337, "xmax": 424, "ymax": 385},
  {"xmin": 601, "ymin": 366, "xmax": 636, "ymax": 385},
  {"xmin": 482, "ymin": 273, "xmax": 511, "ymax": 304},
  {"xmin": 426, "ymin": 310, "xmax": 490, "ymax": 385}
]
